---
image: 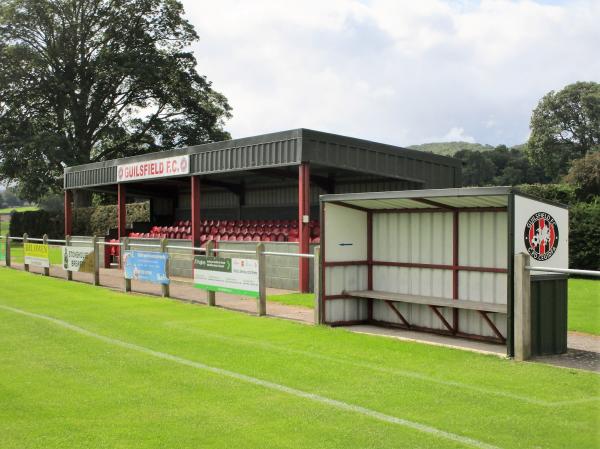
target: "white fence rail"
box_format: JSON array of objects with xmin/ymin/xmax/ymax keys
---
[{"xmin": 0, "ymin": 233, "xmax": 319, "ymax": 319}]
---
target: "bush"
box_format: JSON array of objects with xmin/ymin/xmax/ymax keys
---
[
  {"xmin": 516, "ymin": 183, "xmax": 577, "ymax": 206},
  {"xmin": 569, "ymin": 201, "xmax": 600, "ymax": 271}
]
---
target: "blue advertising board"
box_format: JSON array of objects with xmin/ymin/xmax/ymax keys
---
[{"xmin": 123, "ymin": 251, "xmax": 169, "ymax": 285}]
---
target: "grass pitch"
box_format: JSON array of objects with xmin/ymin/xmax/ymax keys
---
[
  {"xmin": 569, "ymin": 279, "xmax": 600, "ymax": 335},
  {"xmin": 0, "ymin": 268, "xmax": 599, "ymax": 449}
]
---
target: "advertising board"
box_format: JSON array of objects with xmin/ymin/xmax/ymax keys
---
[
  {"xmin": 123, "ymin": 251, "xmax": 169, "ymax": 284},
  {"xmin": 24, "ymin": 242, "xmax": 50, "ymax": 268},
  {"xmin": 194, "ymin": 256, "xmax": 259, "ymax": 297},
  {"xmin": 62, "ymin": 246, "xmax": 95, "ymax": 272}
]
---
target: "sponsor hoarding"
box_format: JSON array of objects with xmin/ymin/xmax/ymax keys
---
[
  {"xmin": 194, "ymin": 256, "xmax": 259, "ymax": 297},
  {"xmin": 24, "ymin": 242, "xmax": 50, "ymax": 268},
  {"xmin": 62, "ymin": 246, "xmax": 95, "ymax": 272},
  {"xmin": 123, "ymin": 251, "xmax": 169, "ymax": 284},
  {"xmin": 117, "ymin": 155, "xmax": 190, "ymax": 182}
]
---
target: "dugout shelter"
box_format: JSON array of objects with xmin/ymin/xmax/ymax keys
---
[{"xmin": 319, "ymin": 187, "xmax": 569, "ymax": 356}]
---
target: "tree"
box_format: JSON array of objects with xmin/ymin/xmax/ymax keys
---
[
  {"xmin": 526, "ymin": 81, "xmax": 600, "ymax": 179},
  {"xmin": 454, "ymin": 150, "xmax": 496, "ymax": 186},
  {"xmin": 0, "ymin": 0, "xmax": 231, "ymax": 203},
  {"xmin": 564, "ymin": 151, "xmax": 600, "ymax": 200}
]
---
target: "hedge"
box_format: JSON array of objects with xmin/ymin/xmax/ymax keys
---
[
  {"xmin": 569, "ymin": 201, "xmax": 600, "ymax": 271},
  {"xmin": 9, "ymin": 202, "xmax": 150, "ymax": 239},
  {"xmin": 9, "ymin": 210, "xmax": 64, "ymax": 239}
]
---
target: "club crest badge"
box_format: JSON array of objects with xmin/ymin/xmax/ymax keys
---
[{"xmin": 524, "ymin": 212, "xmax": 559, "ymax": 261}]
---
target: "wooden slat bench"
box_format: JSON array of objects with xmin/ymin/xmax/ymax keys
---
[{"xmin": 344, "ymin": 290, "xmax": 507, "ymax": 342}]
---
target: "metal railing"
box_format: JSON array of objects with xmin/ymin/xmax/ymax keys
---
[{"xmin": 526, "ymin": 266, "xmax": 600, "ymax": 278}]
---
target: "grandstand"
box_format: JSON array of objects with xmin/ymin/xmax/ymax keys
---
[
  {"xmin": 127, "ymin": 219, "xmax": 320, "ymax": 243},
  {"xmin": 64, "ymin": 128, "xmax": 461, "ymax": 291}
]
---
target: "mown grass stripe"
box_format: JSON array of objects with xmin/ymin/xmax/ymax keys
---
[{"xmin": 0, "ymin": 303, "xmax": 501, "ymax": 449}]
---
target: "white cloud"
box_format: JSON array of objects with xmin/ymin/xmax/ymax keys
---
[
  {"xmin": 181, "ymin": 0, "xmax": 600, "ymax": 147},
  {"xmin": 435, "ymin": 127, "xmax": 477, "ymax": 143}
]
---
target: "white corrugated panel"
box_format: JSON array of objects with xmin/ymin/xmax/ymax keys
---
[
  {"xmin": 323, "ymin": 203, "xmax": 369, "ymax": 322},
  {"xmin": 458, "ymin": 211, "xmax": 508, "ymax": 337},
  {"xmin": 372, "ymin": 212, "xmax": 453, "ymax": 330},
  {"xmin": 325, "ymin": 265, "xmax": 368, "ymax": 322}
]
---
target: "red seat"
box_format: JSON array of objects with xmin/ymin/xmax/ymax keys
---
[
  {"xmin": 243, "ymin": 235, "xmax": 252, "ymax": 241},
  {"xmin": 277, "ymin": 234, "xmax": 286, "ymax": 242},
  {"xmin": 287, "ymin": 236, "xmax": 298, "ymax": 242},
  {"xmin": 310, "ymin": 237, "xmax": 320, "ymax": 243},
  {"xmin": 221, "ymin": 235, "xmax": 229, "ymax": 241},
  {"xmin": 236, "ymin": 235, "xmax": 245, "ymax": 241}
]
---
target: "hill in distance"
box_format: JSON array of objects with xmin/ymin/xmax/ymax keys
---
[{"xmin": 407, "ymin": 141, "xmax": 495, "ymax": 156}]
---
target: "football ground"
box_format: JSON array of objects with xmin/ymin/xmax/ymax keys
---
[{"xmin": 0, "ymin": 268, "xmax": 598, "ymax": 449}]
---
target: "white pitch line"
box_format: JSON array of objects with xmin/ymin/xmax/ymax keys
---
[
  {"xmin": 164, "ymin": 322, "xmax": 600, "ymax": 407},
  {"xmin": 0, "ymin": 304, "xmax": 500, "ymax": 449}
]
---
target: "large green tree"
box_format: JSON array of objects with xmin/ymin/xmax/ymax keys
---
[
  {"xmin": 0, "ymin": 0, "xmax": 231, "ymax": 203},
  {"xmin": 526, "ymin": 81, "xmax": 600, "ymax": 179}
]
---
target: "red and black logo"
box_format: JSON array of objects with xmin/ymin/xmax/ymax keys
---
[{"xmin": 524, "ymin": 212, "xmax": 559, "ymax": 261}]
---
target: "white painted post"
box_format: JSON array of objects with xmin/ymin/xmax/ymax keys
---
[
  {"xmin": 256, "ymin": 242, "xmax": 266, "ymax": 316},
  {"xmin": 160, "ymin": 238, "xmax": 170, "ymax": 298},
  {"xmin": 23, "ymin": 233, "xmax": 29, "ymax": 272},
  {"xmin": 92, "ymin": 236, "xmax": 100, "ymax": 286},
  {"xmin": 123, "ymin": 237, "xmax": 131, "ymax": 292},
  {"xmin": 514, "ymin": 252, "xmax": 532, "ymax": 361},
  {"xmin": 313, "ymin": 246, "xmax": 321, "ymax": 324},
  {"xmin": 65, "ymin": 235, "xmax": 73, "ymax": 281},
  {"xmin": 205, "ymin": 240, "xmax": 216, "ymax": 306}
]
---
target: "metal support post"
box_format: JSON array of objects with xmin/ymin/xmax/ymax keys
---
[
  {"xmin": 42, "ymin": 234, "xmax": 49, "ymax": 276},
  {"xmin": 5, "ymin": 235, "xmax": 10, "ymax": 267}
]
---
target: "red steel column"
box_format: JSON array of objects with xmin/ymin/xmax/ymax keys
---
[
  {"xmin": 191, "ymin": 176, "xmax": 201, "ymax": 247},
  {"xmin": 298, "ymin": 162, "xmax": 310, "ymax": 293},
  {"xmin": 64, "ymin": 190, "xmax": 73, "ymax": 236},
  {"xmin": 117, "ymin": 183, "xmax": 126, "ymax": 238}
]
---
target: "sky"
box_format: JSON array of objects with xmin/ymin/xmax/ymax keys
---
[{"xmin": 180, "ymin": 0, "xmax": 600, "ymax": 147}]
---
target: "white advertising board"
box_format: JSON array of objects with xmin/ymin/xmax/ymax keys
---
[
  {"xmin": 194, "ymin": 256, "xmax": 259, "ymax": 297},
  {"xmin": 117, "ymin": 155, "xmax": 190, "ymax": 182},
  {"xmin": 62, "ymin": 246, "xmax": 95, "ymax": 272},
  {"xmin": 514, "ymin": 194, "xmax": 568, "ymax": 272}
]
